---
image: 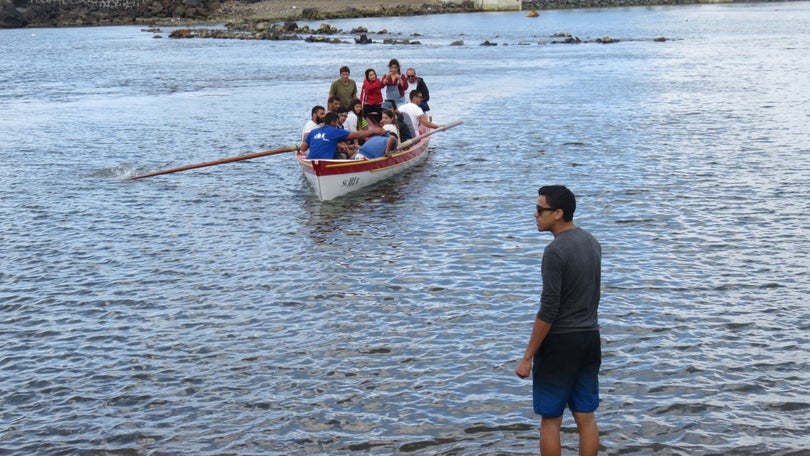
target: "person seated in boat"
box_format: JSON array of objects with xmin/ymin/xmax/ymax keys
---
[
  {"xmin": 336, "ymin": 106, "xmax": 357, "ymax": 152},
  {"xmin": 326, "ymin": 95, "xmax": 342, "ymax": 115},
  {"xmin": 399, "ymin": 90, "xmax": 442, "ymax": 139},
  {"xmin": 301, "ymin": 112, "xmax": 385, "ymax": 160},
  {"xmin": 380, "ymin": 108, "xmax": 400, "ymax": 139},
  {"xmin": 360, "ymin": 68, "xmax": 384, "ymax": 124},
  {"xmin": 353, "ymin": 109, "xmax": 400, "ymax": 160},
  {"xmin": 337, "ymin": 106, "xmax": 349, "ymax": 130},
  {"xmin": 345, "ymin": 98, "xmax": 368, "ymax": 133},
  {"xmin": 302, "ymin": 105, "xmax": 325, "ymax": 144},
  {"xmin": 382, "ymin": 100, "xmax": 414, "ymax": 144}
]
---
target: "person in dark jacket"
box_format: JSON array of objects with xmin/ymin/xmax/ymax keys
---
[{"xmin": 405, "ymin": 68, "xmax": 430, "ymax": 112}]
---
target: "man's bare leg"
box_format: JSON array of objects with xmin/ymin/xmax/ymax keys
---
[
  {"xmin": 572, "ymin": 411, "xmax": 599, "ymax": 456},
  {"xmin": 540, "ymin": 415, "xmax": 563, "ymax": 456}
]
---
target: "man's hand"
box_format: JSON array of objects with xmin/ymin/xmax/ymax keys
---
[{"xmin": 515, "ymin": 358, "xmax": 532, "ymax": 379}]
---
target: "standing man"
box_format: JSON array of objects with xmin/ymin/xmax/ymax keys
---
[
  {"xmin": 328, "ymin": 66, "xmax": 357, "ymax": 110},
  {"xmin": 405, "ymin": 68, "xmax": 430, "ymax": 113},
  {"xmin": 515, "ymin": 185, "xmax": 602, "ymax": 456}
]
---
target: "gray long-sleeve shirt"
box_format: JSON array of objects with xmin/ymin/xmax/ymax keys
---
[{"xmin": 537, "ymin": 227, "xmax": 601, "ymax": 334}]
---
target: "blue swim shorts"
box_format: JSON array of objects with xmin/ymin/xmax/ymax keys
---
[{"xmin": 532, "ymin": 330, "xmax": 601, "ymax": 417}]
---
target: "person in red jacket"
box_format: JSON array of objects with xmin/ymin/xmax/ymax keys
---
[{"xmin": 360, "ymin": 68, "xmax": 384, "ymax": 124}]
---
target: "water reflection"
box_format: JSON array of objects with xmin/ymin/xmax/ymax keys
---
[{"xmin": 300, "ymin": 156, "xmax": 433, "ymax": 245}]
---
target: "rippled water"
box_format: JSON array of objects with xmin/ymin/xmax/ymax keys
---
[{"xmin": 2, "ymin": 3, "xmax": 809, "ymax": 454}]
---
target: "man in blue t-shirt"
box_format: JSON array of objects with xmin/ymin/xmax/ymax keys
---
[{"xmin": 301, "ymin": 112, "xmax": 384, "ymax": 159}]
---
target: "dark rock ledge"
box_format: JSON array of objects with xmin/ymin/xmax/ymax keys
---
[{"xmin": 166, "ymin": 23, "xmax": 670, "ymax": 47}]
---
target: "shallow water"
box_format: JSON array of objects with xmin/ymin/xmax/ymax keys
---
[{"xmin": 1, "ymin": 2, "xmax": 809, "ymax": 454}]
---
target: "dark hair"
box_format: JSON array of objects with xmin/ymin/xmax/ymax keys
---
[
  {"xmin": 388, "ymin": 58, "xmax": 400, "ymax": 70},
  {"xmin": 339, "ymin": 65, "xmax": 350, "ymax": 74},
  {"xmin": 409, "ymin": 90, "xmax": 422, "ymax": 101},
  {"xmin": 381, "ymin": 109, "xmax": 395, "ymax": 120},
  {"xmin": 324, "ymin": 112, "xmax": 340, "ymax": 125},
  {"xmin": 337, "ymin": 106, "xmax": 348, "ymax": 114},
  {"xmin": 311, "ymin": 105, "xmax": 325, "ymax": 115},
  {"xmin": 365, "ymin": 68, "xmax": 376, "ymax": 80},
  {"xmin": 349, "ymin": 98, "xmax": 362, "ymax": 111},
  {"xmin": 538, "ymin": 185, "xmax": 576, "ymax": 222},
  {"xmin": 328, "ymin": 95, "xmax": 340, "ymax": 104}
]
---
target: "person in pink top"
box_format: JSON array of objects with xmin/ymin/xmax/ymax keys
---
[{"xmin": 360, "ymin": 68, "xmax": 384, "ymax": 124}]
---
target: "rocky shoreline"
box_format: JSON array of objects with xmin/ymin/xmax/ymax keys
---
[
  {"xmin": 0, "ymin": 0, "xmax": 788, "ymax": 29},
  {"xmin": 0, "ymin": 0, "xmax": 476, "ymax": 28}
]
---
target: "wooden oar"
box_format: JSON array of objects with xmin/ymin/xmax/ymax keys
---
[
  {"xmin": 127, "ymin": 145, "xmax": 300, "ymax": 180},
  {"xmin": 395, "ymin": 119, "xmax": 464, "ymax": 151}
]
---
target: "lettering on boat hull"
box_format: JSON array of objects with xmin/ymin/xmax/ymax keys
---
[{"xmin": 342, "ymin": 176, "xmax": 360, "ymax": 189}]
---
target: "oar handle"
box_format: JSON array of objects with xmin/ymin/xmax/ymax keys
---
[
  {"xmin": 127, "ymin": 144, "xmax": 300, "ymax": 180},
  {"xmin": 395, "ymin": 119, "xmax": 464, "ymax": 151}
]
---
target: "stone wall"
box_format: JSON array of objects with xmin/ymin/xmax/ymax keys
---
[{"xmin": 476, "ymin": 0, "xmax": 522, "ymax": 11}]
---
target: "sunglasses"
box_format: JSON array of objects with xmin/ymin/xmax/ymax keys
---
[{"xmin": 536, "ymin": 205, "xmax": 557, "ymax": 214}]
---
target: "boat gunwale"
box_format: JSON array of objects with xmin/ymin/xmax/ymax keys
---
[{"xmin": 296, "ymin": 136, "xmax": 429, "ymax": 176}]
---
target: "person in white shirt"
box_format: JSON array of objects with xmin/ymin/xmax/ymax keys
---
[
  {"xmin": 345, "ymin": 99, "xmax": 367, "ymax": 133},
  {"xmin": 398, "ymin": 90, "xmax": 441, "ymax": 139},
  {"xmin": 302, "ymin": 105, "xmax": 325, "ymax": 143}
]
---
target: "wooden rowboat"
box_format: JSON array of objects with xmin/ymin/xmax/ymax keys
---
[{"xmin": 296, "ymin": 120, "xmax": 462, "ymax": 201}]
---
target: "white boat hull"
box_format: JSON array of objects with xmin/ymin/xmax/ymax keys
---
[
  {"xmin": 297, "ymin": 137, "xmax": 430, "ymax": 201},
  {"xmin": 295, "ymin": 120, "xmax": 462, "ymax": 201}
]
